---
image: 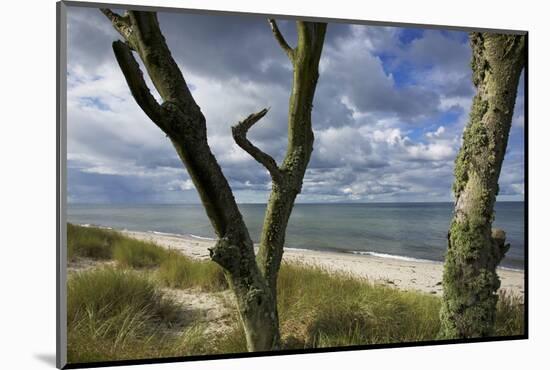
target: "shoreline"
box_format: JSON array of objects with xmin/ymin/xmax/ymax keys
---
[{"xmin": 100, "ymin": 227, "xmax": 525, "ymax": 298}]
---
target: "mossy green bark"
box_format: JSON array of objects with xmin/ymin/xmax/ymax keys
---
[
  {"xmin": 440, "ymin": 33, "xmax": 525, "ymax": 339},
  {"xmin": 103, "ymin": 10, "xmax": 326, "ymax": 352},
  {"xmin": 257, "ymin": 22, "xmax": 327, "ymax": 293}
]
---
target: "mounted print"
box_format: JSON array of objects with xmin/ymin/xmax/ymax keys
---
[{"xmin": 56, "ymin": 1, "xmax": 527, "ymax": 368}]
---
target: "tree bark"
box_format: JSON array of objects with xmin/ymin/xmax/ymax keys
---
[
  {"xmin": 102, "ymin": 10, "xmax": 326, "ymax": 351},
  {"xmin": 233, "ymin": 20, "xmax": 327, "ymax": 344},
  {"xmin": 439, "ymin": 33, "xmax": 525, "ymax": 339},
  {"xmin": 257, "ymin": 20, "xmax": 326, "ymax": 294}
]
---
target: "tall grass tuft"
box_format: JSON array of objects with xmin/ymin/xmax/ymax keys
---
[
  {"xmin": 113, "ymin": 238, "xmax": 169, "ymax": 268},
  {"xmin": 67, "ymin": 267, "xmax": 178, "ymax": 328},
  {"xmin": 277, "ymin": 262, "xmax": 440, "ymax": 348},
  {"xmin": 209, "ymin": 321, "xmax": 248, "ymax": 354},
  {"xmin": 495, "ymin": 291, "xmax": 524, "ymax": 336},
  {"xmin": 67, "ymin": 223, "xmax": 121, "ymax": 261},
  {"xmin": 276, "ymin": 263, "xmax": 522, "ymax": 348},
  {"xmin": 67, "ymin": 267, "xmax": 184, "ymax": 363},
  {"xmin": 157, "ymin": 252, "xmax": 228, "ymax": 292}
]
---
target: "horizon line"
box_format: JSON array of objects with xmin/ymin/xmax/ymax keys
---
[{"xmin": 67, "ymin": 200, "xmax": 525, "ymax": 206}]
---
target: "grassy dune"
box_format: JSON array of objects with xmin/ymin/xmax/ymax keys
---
[{"xmin": 66, "ymin": 224, "xmax": 524, "ymax": 363}]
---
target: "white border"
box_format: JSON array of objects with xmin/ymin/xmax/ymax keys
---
[{"xmin": 2, "ymin": 0, "xmax": 548, "ymax": 369}]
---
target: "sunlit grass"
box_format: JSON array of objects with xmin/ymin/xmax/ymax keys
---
[
  {"xmin": 112, "ymin": 238, "xmax": 169, "ymax": 269},
  {"xmin": 157, "ymin": 252, "xmax": 227, "ymax": 292},
  {"xmin": 67, "ymin": 223, "xmax": 120, "ymax": 261},
  {"xmin": 67, "ymin": 224, "xmax": 525, "ymax": 362}
]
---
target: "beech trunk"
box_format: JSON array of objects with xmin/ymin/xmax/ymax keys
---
[
  {"xmin": 101, "ymin": 10, "xmax": 326, "ymax": 351},
  {"xmin": 440, "ymin": 33, "xmax": 525, "ymax": 338}
]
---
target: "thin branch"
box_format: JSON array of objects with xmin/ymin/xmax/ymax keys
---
[
  {"xmin": 100, "ymin": 8, "xmax": 120, "ymax": 22},
  {"xmin": 268, "ymin": 19, "xmax": 294, "ymax": 61},
  {"xmin": 232, "ymin": 108, "xmax": 282, "ymax": 183},
  {"xmin": 112, "ymin": 40, "xmax": 164, "ymax": 126},
  {"xmin": 100, "ymin": 8, "xmax": 133, "ymax": 44}
]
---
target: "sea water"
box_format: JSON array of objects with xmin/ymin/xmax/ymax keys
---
[{"xmin": 68, "ymin": 202, "xmax": 525, "ymax": 270}]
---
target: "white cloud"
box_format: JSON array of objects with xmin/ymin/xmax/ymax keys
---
[
  {"xmin": 405, "ymin": 142, "xmax": 455, "ymax": 161},
  {"xmin": 168, "ymin": 179, "xmax": 195, "ymax": 191},
  {"xmin": 65, "ymin": 8, "xmax": 524, "ymax": 203},
  {"xmin": 372, "ymin": 128, "xmax": 404, "ymax": 145},
  {"xmin": 426, "ymin": 126, "xmax": 445, "ymax": 138}
]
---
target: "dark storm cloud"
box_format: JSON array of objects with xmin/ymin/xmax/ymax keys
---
[
  {"xmin": 405, "ymin": 30, "xmax": 470, "ymax": 71},
  {"xmin": 160, "ymin": 13, "xmax": 354, "ymax": 84},
  {"xmin": 159, "ymin": 12, "xmax": 290, "ymax": 84},
  {"xmin": 68, "ymin": 165, "xmax": 196, "ymax": 204},
  {"xmin": 67, "ymin": 7, "xmax": 120, "ymax": 71},
  {"xmin": 67, "ymin": 7, "xmax": 353, "ymax": 88}
]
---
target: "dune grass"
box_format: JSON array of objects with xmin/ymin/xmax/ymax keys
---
[
  {"xmin": 67, "ymin": 267, "xmax": 178, "ymax": 324},
  {"xmin": 494, "ymin": 292, "xmax": 525, "ymax": 336},
  {"xmin": 200, "ymin": 263, "xmax": 523, "ymax": 351},
  {"xmin": 67, "ymin": 223, "xmax": 121, "ymax": 261},
  {"xmin": 157, "ymin": 252, "xmax": 227, "ymax": 292},
  {"xmin": 67, "ymin": 266, "xmax": 245, "ymax": 363},
  {"xmin": 279, "ymin": 263, "xmax": 524, "ymax": 348},
  {"xmin": 112, "ymin": 238, "xmax": 170, "ymax": 268},
  {"xmin": 67, "ymin": 224, "xmax": 525, "ymax": 362},
  {"xmin": 68, "ymin": 223, "xmax": 168, "ymax": 268},
  {"xmin": 276, "ymin": 263, "xmax": 441, "ymax": 348},
  {"xmin": 67, "ymin": 267, "xmax": 182, "ymax": 362}
]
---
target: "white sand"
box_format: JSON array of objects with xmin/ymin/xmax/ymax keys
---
[{"xmin": 121, "ymin": 229, "xmax": 524, "ymax": 298}]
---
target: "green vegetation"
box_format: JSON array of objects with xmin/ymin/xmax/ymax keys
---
[
  {"xmin": 68, "ymin": 224, "xmax": 168, "ymax": 268},
  {"xmin": 67, "ymin": 223, "xmax": 120, "ymax": 261},
  {"xmin": 67, "ymin": 224, "xmax": 524, "ymax": 363},
  {"xmin": 157, "ymin": 252, "xmax": 227, "ymax": 292},
  {"xmin": 494, "ymin": 292, "xmax": 524, "ymax": 336},
  {"xmin": 113, "ymin": 238, "xmax": 169, "ymax": 268},
  {"xmin": 67, "ymin": 267, "xmax": 180, "ymax": 362},
  {"xmin": 277, "ymin": 263, "xmax": 442, "ymax": 347}
]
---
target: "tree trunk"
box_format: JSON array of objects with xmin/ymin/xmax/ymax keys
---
[
  {"xmin": 257, "ymin": 21, "xmax": 326, "ymax": 295},
  {"xmin": 439, "ymin": 33, "xmax": 525, "ymax": 339},
  {"xmin": 101, "ymin": 10, "xmax": 326, "ymax": 351},
  {"xmin": 234, "ymin": 21, "xmax": 327, "ymax": 346}
]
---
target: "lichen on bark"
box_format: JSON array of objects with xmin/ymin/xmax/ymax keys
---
[{"xmin": 440, "ymin": 32, "xmax": 525, "ymax": 339}]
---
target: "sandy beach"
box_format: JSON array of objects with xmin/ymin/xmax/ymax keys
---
[{"xmin": 120, "ymin": 229, "xmax": 524, "ymax": 298}]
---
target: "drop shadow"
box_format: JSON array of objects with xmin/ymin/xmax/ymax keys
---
[{"xmin": 34, "ymin": 353, "xmax": 57, "ymax": 367}]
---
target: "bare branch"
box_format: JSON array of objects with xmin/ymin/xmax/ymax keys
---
[
  {"xmin": 100, "ymin": 8, "xmax": 120, "ymax": 22},
  {"xmin": 232, "ymin": 108, "xmax": 282, "ymax": 183},
  {"xmin": 100, "ymin": 8, "xmax": 133, "ymax": 44},
  {"xmin": 268, "ymin": 19, "xmax": 294, "ymax": 61},
  {"xmin": 112, "ymin": 40, "xmax": 164, "ymax": 126}
]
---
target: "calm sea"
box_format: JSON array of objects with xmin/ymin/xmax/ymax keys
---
[{"xmin": 67, "ymin": 202, "xmax": 525, "ymax": 270}]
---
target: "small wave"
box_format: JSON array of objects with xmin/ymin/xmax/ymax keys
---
[
  {"xmin": 285, "ymin": 247, "xmax": 315, "ymax": 253},
  {"xmin": 189, "ymin": 234, "xmax": 216, "ymax": 241},
  {"xmin": 80, "ymin": 223, "xmax": 112, "ymax": 230},
  {"xmin": 499, "ymin": 266, "xmax": 524, "ymax": 272},
  {"xmin": 149, "ymin": 230, "xmax": 184, "ymax": 237},
  {"xmin": 348, "ymin": 250, "xmax": 437, "ymax": 264},
  {"xmin": 141, "ymin": 229, "xmax": 217, "ymax": 241}
]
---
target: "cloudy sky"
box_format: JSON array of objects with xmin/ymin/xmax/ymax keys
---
[{"xmin": 66, "ymin": 6, "xmax": 525, "ymax": 204}]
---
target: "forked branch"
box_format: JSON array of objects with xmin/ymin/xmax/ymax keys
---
[
  {"xmin": 100, "ymin": 8, "xmax": 121, "ymax": 22},
  {"xmin": 232, "ymin": 108, "xmax": 282, "ymax": 183},
  {"xmin": 100, "ymin": 8, "xmax": 134, "ymax": 46},
  {"xmin": 268, "ymin": 19, "xmax": 294, "ymax": 61},
  {"xmin": 112, "ymin": 40, "xmax": 164, "ymax": 126}
]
